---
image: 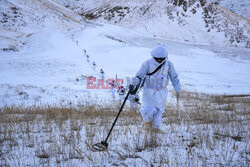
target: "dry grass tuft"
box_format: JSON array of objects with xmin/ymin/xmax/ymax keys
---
[{"xmin": 164, "ymin": 90, "xmax": 250, "ymax": 124}]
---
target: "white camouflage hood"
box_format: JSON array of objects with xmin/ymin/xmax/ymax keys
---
[{"xmin": 151, "ymin": 45, "xmax": 168, "ymax": 59}]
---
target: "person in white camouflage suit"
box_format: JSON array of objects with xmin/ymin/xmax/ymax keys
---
[{"xmin": 130, "ymin": 45, "xmax": 181, "ymax": 131}]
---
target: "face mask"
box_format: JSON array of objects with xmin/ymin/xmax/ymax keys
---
[{"xmin": 153, "ymin": 57, "xmax": 165, "ymax": 63}]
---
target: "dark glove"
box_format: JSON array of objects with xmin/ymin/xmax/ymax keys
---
[
  {"xmin": 129, "ymin": 84, "xmax": 135, "ymax": 91},
  {"xmin": 134, "ymin": 97, "xmax": 139, "ymax": 102},
  {"xmin": 129, "ymin": 84, "xmax": 138, "ymax": 95}
]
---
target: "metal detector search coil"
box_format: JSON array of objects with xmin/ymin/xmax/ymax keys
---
[{"xmin": 92, "ymin": 141, "xmax": 108, "ymax": 152}]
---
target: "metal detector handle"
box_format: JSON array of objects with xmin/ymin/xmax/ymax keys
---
[{"xmin": 103, "ymin": 88, "xmax": 132, "ymax": 144}]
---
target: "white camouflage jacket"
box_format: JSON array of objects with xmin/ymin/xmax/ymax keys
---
[{"xmin": 133, "ymin": 57, "xmax": 181, "ymax": 110}]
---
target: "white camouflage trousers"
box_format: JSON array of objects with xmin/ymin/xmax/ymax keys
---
[{"xmin": 140, "ymin": 106, "xmax": 164, "ymax": 129}]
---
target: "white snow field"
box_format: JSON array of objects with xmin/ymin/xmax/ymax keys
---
[
  {"xmin": 0, "ymin": 0, "xmax": 249, "ymax": 167},
  {"xmin": 1, "ymin": 23, "xmax": 250, "ymax": 106}
]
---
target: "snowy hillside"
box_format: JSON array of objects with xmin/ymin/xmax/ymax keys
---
[
  {"xmin": 0, "ymin": 0, "xmax": 83, "ymax": 51},
  {"xmin": 0, "ymin": 0, "xmax": 250, "ymax": 106},
  {"xmin": 211, "ymin": 0, "xmax": 250, "ymax": 18},
  {"xmin": 1, "ymin": 0, "xmax": 250, "ymax": 50},
  {"xmin": 56, "ymin": 0, "xmax": 250, "ymax": 48}
]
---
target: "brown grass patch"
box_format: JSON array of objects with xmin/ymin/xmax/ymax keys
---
[{"xmin": 0, "ymin": 90, "xmax": 249, "ymax": 166}]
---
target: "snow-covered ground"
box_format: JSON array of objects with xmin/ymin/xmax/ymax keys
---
[
  {"xmin": 0, "ymin": 22, "xmax": 250, "ymax": 107},
  {"xmin": 0, "ymin": 1, "xmax": 249, "ymax": 166}
]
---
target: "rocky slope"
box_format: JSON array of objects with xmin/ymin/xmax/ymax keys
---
[
  {"xmin": 58, "ymin": 0, "xmax": 250, "ymax": 48},
  {"xmin": 211, "ymin": 0, "xmax": 250, "ymax": 19}
]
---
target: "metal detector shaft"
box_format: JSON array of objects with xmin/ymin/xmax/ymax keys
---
[{"xmin": 104, "ymin": 89, "xmax": 131, "ymax": 143}]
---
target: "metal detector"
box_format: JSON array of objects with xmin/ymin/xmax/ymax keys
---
[{"xmin": 92, "ymin": 86, "xmax": 134, "ymax": 151}]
